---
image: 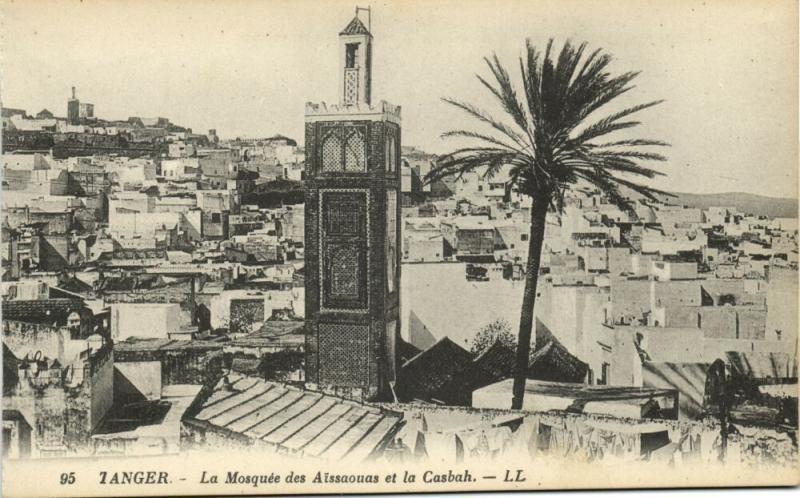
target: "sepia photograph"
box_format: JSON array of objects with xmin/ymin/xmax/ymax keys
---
[{"xmin": 0, "ymin": 0, "xmax": 797, "ymax": 496}]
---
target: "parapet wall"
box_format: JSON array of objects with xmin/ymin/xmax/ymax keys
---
[{"xmin": 305, "ymin": 100, "xmax": 401, "ymax": 124}]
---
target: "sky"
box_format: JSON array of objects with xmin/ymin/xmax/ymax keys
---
[{"xmin": 1, "ymin": 0, "xmax": 797, "ymax": 198}]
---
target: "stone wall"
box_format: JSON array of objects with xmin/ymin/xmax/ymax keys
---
[
  {"xmin": 652, "ymin": 280, "xmax": 702, "ymax": 310},
  {"xmin": 610, "ymin": 278, "xmax": 651, "ymax": 324},
  {"xmin": 90, "ymin": 349, "xmax": 114, "ymax": 430},
  {"xmin": 2, "ymin": 345, "xmax": 113, "ymax": 458},
  {"xmin": 3, "ymin": 321, "xmax": 68, "ymax": 361},
  {"xmin": 17, "ymin": 209, "xmax": 72, "ymax": 234},
  {"xmin": 103, "ymin": 280, "xmax": 196, "ymax": 329},
  {"xmin": 36, "ymin": 234, "xmax": 76, "ymax": 271},
  {"xmin": 700, "ymin": 278, "xmax": 766, "ymax": 306},
  {"xmin": 111, "ymin": 303, "xmax": 183, "ymax": 340},
  {"xmin": 663, "ymin": 306, "xmax": 767, "ymax": 340},
  {"xmin": 115, "ymin": 343, "xmax": 225, "ymax": 389}
]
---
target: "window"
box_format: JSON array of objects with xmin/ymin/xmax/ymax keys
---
[
  {"xmin": 386, "ymin": 191, "xmax": 397, "ymax": 293},
  {"xmin": 344, "ymin": 128, "xmax": 366, "ymax": 171},
  {"xmin": 345, "ymin": 43, "xmax": 359, "ymax": 68},
  {"xmin": 600, "ymin": 363, "xmax": 610, "ymax": 385},
  {"xmin": 320, "ymin": 126, "xmax": 366, "ymax": 173},
  {"xmin": 321, "ymin": 129, "xmax": 343, "ymax": 172},
  {"xmin": 384, "ymin": 131, "xmax": 398, "ymax": 173},
  {"xmin": 385, "ymin": 134, "xmax": 397, "ymax": 173},
  {"xmin": 211, "ymin": 213, "xmax": 221, "ymax": 223},
  {"xmin": 521, "ymin": 233, "xmax": 528, "ymax": 241},
  {"xmin": 2, "ymin": 427, "xmax": 12, "ymax": 456}
]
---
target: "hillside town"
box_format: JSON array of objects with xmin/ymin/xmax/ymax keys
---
[{"xmin": 2, "ymin": 13, "xmax": 797, "ymax": 471}]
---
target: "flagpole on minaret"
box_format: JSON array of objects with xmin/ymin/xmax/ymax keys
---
[{"xmin": 355, "ymin": 6, "xmax": 371, "ymax": 32}]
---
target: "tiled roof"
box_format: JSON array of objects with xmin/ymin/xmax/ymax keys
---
[
  {"xmin": 114, "ymin": 337, "xmax": 224, "ymax": 353},
  {"xmin": 2, "ymin": 299, "xmax": 87, "ymax": 325},
  {"xmin": 189, "ymin": 374, "xmax": 402, "ymax": 461},
  {"xmin": 97, "ymin": 274, "xmax": 157, "ymax": 291},
  {"xmin": 395, "ymin": 337, "xmax": 475, "ymax": 404},
  {"xmin": 264, "ymin": 134, "xmax": 297, "ymax": 146},
  {"xmin": 97, "ymin": 249, "xmax": 167, "ymax": 262},
  {"xmin": 397, "ymin": 335, "xmax": 422, "ymax": 366},
  {"xmin": 396, "ymin": 337, "xmax": 524, "ymax": 406},
  {"xmin": 528, "ymin": 340, "xmax": 589, "ymax": 383},
  {"xmin": 97, "ymin": 274, "xmax": 192, "ymax": 292},
  {"xmin": 340, "ymin": 16, "xmax": 371, "ymax": 36},
  {"xmin": 254, "ymin": 320, "xmax": 305, "ymax": 337},
  {"xmin": 53, "ymin": 275, "xmax": 94, "ymax": 295},
  {"xmin": 531, "ymin": 321, "xmax": 589, "ymax": 383},
  {"xmin": 473, "ymin": 339, "xmax": 515, "ymax": 380},
  {"xmin": 227, "ymin": 321, "xmax": 306, "ymax": 348}
]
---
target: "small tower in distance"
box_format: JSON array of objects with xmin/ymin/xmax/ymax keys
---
[
  {"xmin": 338, "ymin": 13, "xmax": 372, "ymax": 106},
  {"xmin": 67, "ymin": 86, "xmax": 80, "ymax": 125}
]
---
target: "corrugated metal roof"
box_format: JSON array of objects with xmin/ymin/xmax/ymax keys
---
[{"xmin": 189, "ymin": 374, "xmax": 402, "ymax": 461}]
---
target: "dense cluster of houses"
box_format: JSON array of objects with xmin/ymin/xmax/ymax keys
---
[
  {"xmin": 2, "ymin": 95, "xmax": 309, "ymax": 459},
  {"xmin": 1, "ymin": 89, "xmax": 797, "ymax": 468},
  {"xmin": 393, "ymin": 163, "xmax": 798, "ymax": 463}
]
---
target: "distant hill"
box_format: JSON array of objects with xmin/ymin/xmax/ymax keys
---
[{"xmin": 662, "ymin": 192, "xmax": 798, "ymax": 219}]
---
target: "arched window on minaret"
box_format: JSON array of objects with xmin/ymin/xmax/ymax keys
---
[
  {"xmin": 344, "ymin": 128, "xmax": 366, "ymax": 171},
  {"xmin": 322, "ymin": 129, "xmax": 343, "ymax": 172},
  {"xmin": 389, "ymin": 135, "xmax": 396, "ymax": 172},
  {"xmin": 384, "ymin": 138, "xmax": 392, "ymax": 172}
]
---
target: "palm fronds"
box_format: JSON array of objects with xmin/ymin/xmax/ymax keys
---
[{"xmin": 427, "ymin": 38, "xmax": 669, "ymax": 212}]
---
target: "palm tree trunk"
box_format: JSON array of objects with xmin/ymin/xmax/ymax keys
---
[{"xmin": 511, "ymin": 195, "xmax": 550, "ymax": 409}]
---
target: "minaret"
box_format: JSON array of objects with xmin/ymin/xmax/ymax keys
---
[{"xmin": 304, "ymin": 10, "xmax": 401, "ymax": 401}]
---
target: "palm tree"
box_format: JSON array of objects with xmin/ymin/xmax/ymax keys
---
[{"xmin": 427, "ymin": 39, "xmax": 670, "ymax": 409}]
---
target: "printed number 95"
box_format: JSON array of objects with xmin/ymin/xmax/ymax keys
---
[{"xmin": 60, "ymin": 472, "xmax": 76, "ymax": 485}]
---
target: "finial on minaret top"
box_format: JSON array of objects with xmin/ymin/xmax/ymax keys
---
[{"xmin": 339, "ymin": 8, "xmax": 373, "ymax": 107}]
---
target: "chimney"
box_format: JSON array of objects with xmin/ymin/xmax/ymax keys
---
[{"xmin": 71, "ymin": 86, "xmax": 76, "ymax": 99}]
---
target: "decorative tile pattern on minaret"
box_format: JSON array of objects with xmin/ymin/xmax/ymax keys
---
[
  {"xmin": 304, "ymin": 13, "xmax": 401, "ymax": 401},
  {"xmin": 338, "ymin": 16, "xmax": 372, "ymax": 107}
]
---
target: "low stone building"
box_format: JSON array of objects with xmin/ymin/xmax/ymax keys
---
[{"xmin": 3, "ymin": 332, "xmax": 113, "ymax": 458}]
